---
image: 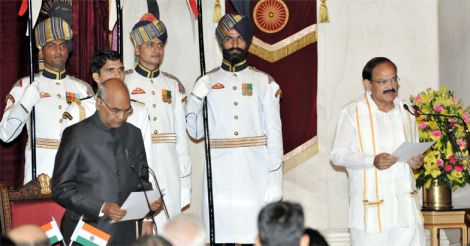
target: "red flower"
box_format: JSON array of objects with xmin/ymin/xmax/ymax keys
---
[{"xmin": 444, "ymin": 164, "xmax": 453, "ymax": 172}]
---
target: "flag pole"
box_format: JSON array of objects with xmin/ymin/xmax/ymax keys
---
[
  {"xmin": 27, "ymin": 0, "xmax": 37, "ymax": 180},
  {"xmin": 195, "ymin": 0, "xmax": 215, "ymax": 245},
  {"xmin": 116, "ymin": 0, "xmax": 123, "ymax": 55}
]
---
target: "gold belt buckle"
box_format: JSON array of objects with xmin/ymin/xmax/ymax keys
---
[{"xmin": 363, "ymin": 199, "xmax": 384, "ymax": 206}]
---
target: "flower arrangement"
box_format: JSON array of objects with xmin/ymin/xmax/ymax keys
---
[{"xmin": 410, "ymin": 86, "xmax": 470, "ymax": 190}]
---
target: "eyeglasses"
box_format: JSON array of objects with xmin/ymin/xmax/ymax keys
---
[
  {"xmin": 371, "ymin": 77, "xmax": 400, "ymax": 86},
  {"xmin": 98, "ymin": 96, "xmax": 133, "ymax": 115}
]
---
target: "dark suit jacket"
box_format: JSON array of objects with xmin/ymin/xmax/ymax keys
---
[{"xmin": 52, "ymin": 112, "xmax": 151, "ymax": 245}]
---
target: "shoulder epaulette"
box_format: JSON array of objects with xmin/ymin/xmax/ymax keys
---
[
  {"xmin": 130, "ymin": 99, "xmax": 145, "ymax": 105},
  {"xmin": 193, "ymin": 67, "xmax": 220, "ymax": 85},
  {"xmin": 162, "ymin": 71, "xmax": 185, "ymax": 94},
  {"xmin": 249, "ymin": 66, "xmax": 275, "ymax": 84},
  {"xmin": 125, "ymin": 69, "xmax": 134, "ymax": 75},
  {"xmin": 207, "ymin": 67, "xmax": 220, "ymax": 75},
  {"xmin": 69, "ymin": 76, "xmax": 91, "ymax": 87},
  {"xmin": 69, "ymin": 76, "xmax": 94, "ymax": 96},
  {"xmin": 15, "ymin": 74, "xmax": 40, "ymax": 87}
]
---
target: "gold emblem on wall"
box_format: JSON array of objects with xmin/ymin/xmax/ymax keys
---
[{"xmin": 253, "ymin": 0, "xmax": 289, "ymax": 33}]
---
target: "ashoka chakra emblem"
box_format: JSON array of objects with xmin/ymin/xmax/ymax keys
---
[{"xmin": 253, "ymin": 0, "xmax": 289, "ymax": 33}]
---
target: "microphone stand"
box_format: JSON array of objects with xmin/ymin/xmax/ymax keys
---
[
  {"xmin": 125, "ymin": 149, "xmax": 158, "ymax": 232},
  {"xmin": 144, "ymin": 166, "xmax": 170, "ymax": 221}
]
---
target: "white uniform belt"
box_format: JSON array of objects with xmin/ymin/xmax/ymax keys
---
[
  {"xmin": 36, "ymin": 138, "xmax": 61, "ymax": 149},
  {"xmin": 152, "ymin": 133, "xmax": 176, "ymax": 143},
  {"xmin": 210, "ymin": 136, "xmax": 267, "ymax": 148}
]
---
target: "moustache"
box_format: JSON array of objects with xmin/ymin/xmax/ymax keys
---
[
  {"xmin": 383, "ymin": 89, "xmax": 396, "ymax": 94},
  {"xmin": 227, "ymin": 48, "xmax": 245, "ymax": 53}
]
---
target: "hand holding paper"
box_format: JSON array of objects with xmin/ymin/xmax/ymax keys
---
[
  {"xmin": 113, "ymin": 190, "xmax": 161, "ymax": 222},
  {"xmin": 392, "ymin": 142, "xmax": 434, "ymax": 163}
]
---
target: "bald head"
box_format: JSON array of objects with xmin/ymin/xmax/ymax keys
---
[
  {"xmin": 96, "ymin": 78, "xmax": 132, "ymax": 128},
  {"xmin": 8, "ymin": 224, "xmax": 48, "ymax": 246},
  {"xmin": 161, "ymin": 214, "xmax": 206, "ymax": 246}
]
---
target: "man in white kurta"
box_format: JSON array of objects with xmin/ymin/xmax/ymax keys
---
[
  {"xmin": 186, "ymin": 14, "xmax": 283, "ymax": 244},
  {"xmin": 0, "ymin": 17, "xmax": 93, "ymax": 183},
  {"xmin": 61, "ymin": 50, "xmax": 153, "ymax": 171},
  {"xmin": 126, "ymin": 14, "xmax": 191, "ymax": 229},
  {"xmin": 330, "ymin": 57, "xmax": 425, "ymax": 246}
]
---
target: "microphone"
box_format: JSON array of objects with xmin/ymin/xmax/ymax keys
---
[
  {"xmin": 404, "ymin": 104, "xmax": 466, "ymax": 160},
  {"xmin": 403, "ymin": 104, "xmax": 414, "ymax": 115},
  {"xmin": 125, "ymin": 149, "xmax": 158, "ymax": 233}
]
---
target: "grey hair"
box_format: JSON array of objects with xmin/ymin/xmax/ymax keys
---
[{"xmin": 161, "ymin": 213, "xmax": 206, "ymax": 246}]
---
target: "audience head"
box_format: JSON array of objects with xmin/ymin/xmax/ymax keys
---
[
  {"xmin": 256, "ymin": 201, "xmax": 309, "ymax": 246},
  {"xmin": 304, "ymin": 228, "xmax": 329, "ymax": 246},
  {"xmin": 161, "ymin": 213, "xmax": 206, "ymax": 246},
  {"xmin": 7, "ymin": 224, "xmax": 49, "ymax": 246},
  {"xmin": 133, "ymin": 235, "xmax": 173, "ymax": 246}
]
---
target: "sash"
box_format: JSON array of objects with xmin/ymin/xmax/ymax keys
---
[{"xmin": 355, "ymin": 92, "xmax": 417, "ymax": 233}]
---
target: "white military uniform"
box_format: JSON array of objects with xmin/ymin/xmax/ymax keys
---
[
  {"xmin": 330, "ymin": 92, "xmax": 425, "ymax": 246},
  {"xmin": 125, "ymin": 64, "xmax": 191, "ymax": 228},
  {"xmin": 60, "ymin": 97, "xmax": 153, "ymax": 167},
  {"xmin": 0, "ymin": 69, "xmax": 93, "ymax": 183},
  {"xmin": 186, "ymin": 62, "xmax": 283, "ymax": 244}
]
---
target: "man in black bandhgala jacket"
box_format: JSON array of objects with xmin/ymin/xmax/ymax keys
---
[{"xmin": 52, "ymin": 78, "xmax": 162, "ymax": 244}]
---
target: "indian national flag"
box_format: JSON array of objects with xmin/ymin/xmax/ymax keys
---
[
  {"xmin": 40, "ymin": 217, "xmax": 63, "ymax": 245},
  {"xmin": 70, "ymin": 219, "xmax": 111, "ymax": 246}
]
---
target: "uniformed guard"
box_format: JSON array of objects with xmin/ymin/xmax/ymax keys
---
[
  {"xmin": 0, "ymin": 17, "xmax": 93, "ymax": 183},
  {"xmin": 186, "ymin": 13, "xmax": 284, "ymax": 245},
  {"xmin": 126, "ymin": 13, "xmax": 191, "ymax": 230}
]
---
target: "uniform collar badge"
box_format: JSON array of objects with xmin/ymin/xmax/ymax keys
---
[
  {"xmin": 136, "ymin": 63, "xmax": 160, "ymax": 78},
  {"xmin": 42, "ymin": 67, "xmax": 66, "ymax": 80}
]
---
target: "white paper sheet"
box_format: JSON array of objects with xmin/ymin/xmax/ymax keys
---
[
  {"xmin": 392, "ymin": 142, "xmax": 435, "ymax": 162},
  {"xmin": 115, "ymin": 190, "xmax": 161, "ymax": 222}
]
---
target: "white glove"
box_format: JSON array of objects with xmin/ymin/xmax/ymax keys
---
[
  {"xmin": 191, "ymin": 76, "xmax": 211, "ymax": 99},
  {"xmin": 19, "ymin": 82, "xmax": 41, "ymax": 112}
]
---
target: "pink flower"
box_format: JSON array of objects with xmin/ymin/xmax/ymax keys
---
[
  {"xmin": 433, "ymin": 105, "xmax": 444, "ymax": 112},
  {"xmin": 455, "ymin": 164, "xmax": 464, "ymax": 173},
  {"xmin": 458, "ymin": 139, "xmax": 466, "ymax": 148},
  {"xmin": 418, "ymin": 121, "xmax": 427, "ymax": 129},
  {"xmin": 414, "ymin": 95, "xmax": 422, "ymax": 102},
  {"xmin": 431, "ymin": 130, "xmax": 442, "ymax": 138},
  {"xmin": 463, "ymin": 113, "xmax": 469, "ymax": 123},
  {"xmin": 448, "ymin": 118, "xmax": 456, "ymax": 124},
  {"xmin": 444, "ymin": 164, "xmax": 453, "ymax": 172},
  {"xmin": 436, "ymin": 159, "xmax": 444, "ymax": 167},
  {"xmin": 448, "ymin": 155, "xmax": 457, "ymax": 164}
]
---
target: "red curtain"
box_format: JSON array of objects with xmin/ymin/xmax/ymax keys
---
[
  {"xmin": 68, "ymin": 0, "xmax": 110, "ymax": 84},
  {"xmin": 226, "ymin": 1, "xmax": 317, "ymax": 153},
  {"xmin": 0, "ymin": 0, "xmax": 30, "ymax": 187},
  {"xmin": 0, "ymin": 0, "xmax": 110, "ymax": 187}
]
